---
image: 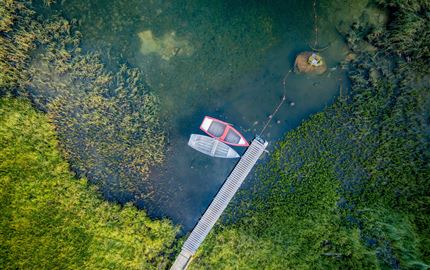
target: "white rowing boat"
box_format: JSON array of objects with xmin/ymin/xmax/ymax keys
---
[{"xmin": 188, "ymin": 134, "xmax": 240, "ymax": 158}]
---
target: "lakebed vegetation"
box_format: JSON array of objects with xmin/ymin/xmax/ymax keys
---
[
  {"xmin": 1, "ymin": 0, "xmax": 429, "ymax": 269},
  {"xmin": 190, "ymin": 0, "xmax": 429, "ymax": 269},
  {"xmin": 59, "ymin": 0, "xmax": 282, "ymax": 120},
  {"xmin": 1, "ymin": 0, "xmax": 166, "ymax": 199}
]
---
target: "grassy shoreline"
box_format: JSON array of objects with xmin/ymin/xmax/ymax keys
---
[
  {"xmin": 1, "ymin": 1, "xmax": 178, "ymax": 268},
  {"xmin": 0, "ymin": 97, "xmax": 178, "ymax": 269}
]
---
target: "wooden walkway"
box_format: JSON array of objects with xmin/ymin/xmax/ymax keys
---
[{"xmin": 170, "ymin": 137, "xmax": 268, "ymax": 270}]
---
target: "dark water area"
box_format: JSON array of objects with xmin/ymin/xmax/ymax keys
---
[{"xmin": 47, "ymin": 0, "xmax": 373, "ymax": 232}]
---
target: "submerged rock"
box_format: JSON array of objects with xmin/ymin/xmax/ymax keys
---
[
  {"xmin": 294, "ymin": 51, "xmax": 327, "ymax": 75},
  {"xmin": 137, "ymin": 30, "xmax": 193, "ymax": 60}
]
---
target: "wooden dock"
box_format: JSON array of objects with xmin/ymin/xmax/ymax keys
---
[{"xmin": 170, "ymin": 137, "xmax": 268, "ymax": 270}]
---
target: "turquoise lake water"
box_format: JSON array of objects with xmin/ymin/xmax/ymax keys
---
[{"xmin": 51, "ymin": 0, "xmax": 372, "ymax": 231}]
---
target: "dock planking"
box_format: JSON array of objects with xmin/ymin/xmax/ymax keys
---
[{"xmin": 170, "ymin": 137, "xmax": 268, "ymax": 270}]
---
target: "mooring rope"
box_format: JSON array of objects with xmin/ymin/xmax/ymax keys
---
[
  {"xmin": 313, "ymin": 0, "xmax": 319, "ymax": 49},
  {"xmin": 308, "ymin": 0, "xmax": 330, "ymax": 52},
  {"xmin": 258, "ymin": 69, "xmax": 292, "ymax": 137}
]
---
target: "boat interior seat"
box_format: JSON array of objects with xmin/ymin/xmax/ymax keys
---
[
  {"xmin": 208, "ymin": 122, "xmax": 226, "ymax": 137},
  {"xmin": 225, "ymin": 130, "xmax": 241, "ymax": 144}
]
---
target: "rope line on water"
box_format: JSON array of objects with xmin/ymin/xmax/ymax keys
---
[
  {"xmin": 308, "ymin": 0, "xmax": 330, "ymax": 52},
  {"xmin": 313, "ymin": 0, "xmax": 319, "ymax": 49},
  {"xmin": 258, "ymin": 69, "xmax": 292, "ymax": 137}
]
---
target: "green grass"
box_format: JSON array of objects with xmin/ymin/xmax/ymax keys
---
[{"xmin": 0, "ymin": 97, "xmax": 178, "ymax": 269}]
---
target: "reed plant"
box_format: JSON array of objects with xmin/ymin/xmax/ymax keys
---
[{"xmin": 1, "ymin": 0, "xmax": 167, "ymax": 198}]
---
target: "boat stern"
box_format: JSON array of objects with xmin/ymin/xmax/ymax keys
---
[{"xmin": 200, "ymin": 116, "xmax": 213, "ymax": 132}]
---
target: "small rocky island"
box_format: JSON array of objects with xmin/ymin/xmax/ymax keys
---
[{"xmin": 294, "ymin": 51, "xmax": 327, "ymax": 74}]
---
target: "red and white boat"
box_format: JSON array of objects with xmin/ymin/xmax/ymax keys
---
[{"xmin": 200, "ymin": 116, "xmax": 249, "ymax": 147}]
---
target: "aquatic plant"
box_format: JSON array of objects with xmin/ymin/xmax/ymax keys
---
[
  {"xmin": 1, "ymin": 0, "xmax": 167, "ymax": 199},
  {"xmin": 0, "ymin": 0, "xmax": 38, "ymax": 94},
  {"xmin": 44, "ymin": 64, "xmax": 166, "ymax": 198},
  {"xmin": 0, "ymin": 97, "xmax": 178, "ymax": 269},
  {"xmin": 27, "ymin": 27, "xmax": 167, "ymax": 197},
  {"xmin": 375, "ymin": 0, "xmax": 430, "ymax": 75}
]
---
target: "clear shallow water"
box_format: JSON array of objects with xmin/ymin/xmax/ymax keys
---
[{"xmin": 55, "ymin": 0, "xmax": 370, "ymax": 232}]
